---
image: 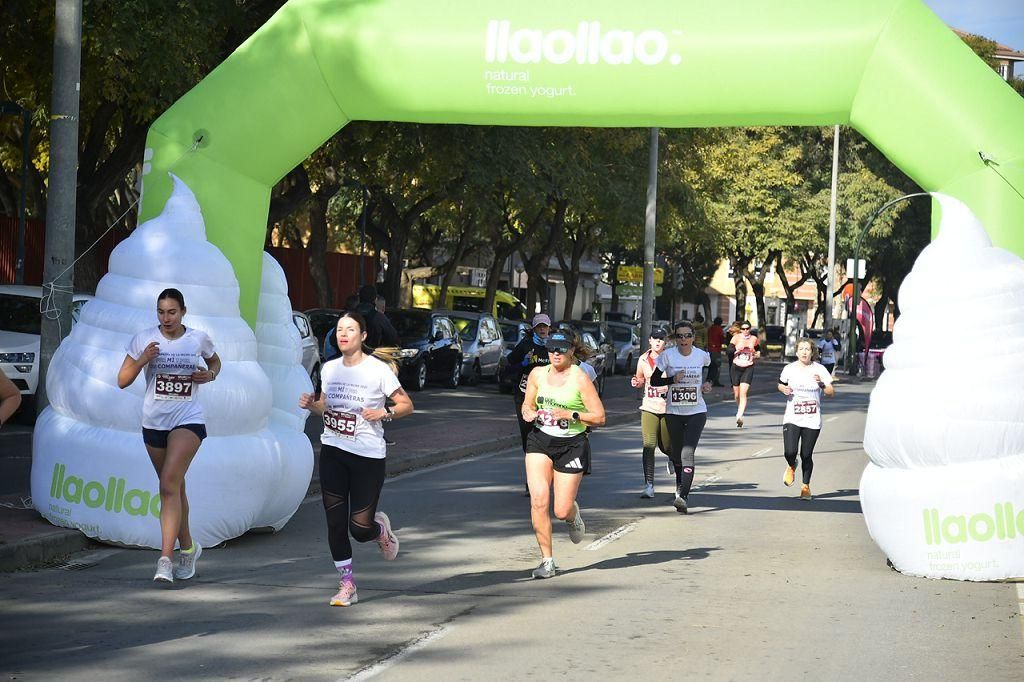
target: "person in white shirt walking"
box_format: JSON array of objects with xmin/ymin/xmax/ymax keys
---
[{"xmin": 778, "ymin": 338, "xmax": 836, "ymax": 500}]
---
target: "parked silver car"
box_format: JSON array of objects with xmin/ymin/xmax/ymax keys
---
[
  {"xmin": 291, "ymin": 310, "xmax": 321, "ymax": 389},
  {"xmin": 607, "ymin": 321, "xmax": 641, "ymax": 374},
  {"xmin": 447, "ymin": 311, "xmax": 505, "ymax": 385}
]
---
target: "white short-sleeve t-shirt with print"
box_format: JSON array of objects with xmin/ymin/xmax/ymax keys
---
[
  {"xmin": 655, "ymin": 346, "xmax": 711, "ymax": 416},
  {"xmin": 816, "ymin": 338, "xmax": 838, "ymax": 365},
  {"xmin": 779, "ymin": 361, "xmax": 833, "ymax": 429},
  {"xmin": 319, "ymin": 355, "xmax": 402, "ymax": 459},
  {"xmin": 127, "ymin": 326, "xmax": 215, "ymax": 431}
]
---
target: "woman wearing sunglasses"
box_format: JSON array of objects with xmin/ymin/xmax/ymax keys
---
[
  {"xmin": 646, "ymin": 321, "xmax": 712, "ymax": 514},
  {"xmin": 728, "ymin": 321, "xmax": 759, "ymax": 428},
  {"xmin": 630, "ymin": 327, "xmax": 671, "ymax": 498},
  {"xmin": 521, "ymin": 330, "xmax": 606, "ymax": 579}
]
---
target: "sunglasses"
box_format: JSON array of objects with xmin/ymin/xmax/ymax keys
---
[
  {"xmin": 676, "ymin": 332, "xmax": 694, "ymax": 339},
  {"xmin": 740, "ymin": 327, "xmax": 751, "ymax": 331}
]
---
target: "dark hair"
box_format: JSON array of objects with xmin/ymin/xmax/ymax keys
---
[
  {"xmin": 740, "ymin": 320, "xmax": 751, "ymax": 328},
  {"xmin": 694, "ymin": 312, "xmax": 705, "ymax": 322},
  {"xmin": 358, "ymin": 284, "xmax": 377, "ymax": 304},
  {"xmin": 158, "ymin": 288, "xmax": 186, "ymax": 310},
  {"xmin": 713, "ymin": 317, "xmax": 723, "ymax": 325},
  {"xmin": 674, "ymin": 321, "xmax": 695, "ymax": 335},
  {"xmin": 344, "ymin": 293, "xmax": 360, "ymax": 310}
]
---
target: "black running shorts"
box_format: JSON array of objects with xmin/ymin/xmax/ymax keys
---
[
  {"xmin": 730, "ymin": 363, "xmax": 755, "ymax": 386},
  {"xmin": 526, "ymin": 429, "xmax": 590, "ymax": 475},
  {"xmin": 142, "ymin": 424, "xmax": 208, "ymax": 449}
]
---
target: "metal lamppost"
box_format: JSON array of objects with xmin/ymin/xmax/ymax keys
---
[
  {"xmin": 0, "ymin": 101, "xmax": 32, "ymax": 284},
  {"xmin": 846, "ymin": 191, "xmax": 929, "ymax": 374}
]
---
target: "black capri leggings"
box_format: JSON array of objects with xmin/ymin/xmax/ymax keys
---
[
  {"xmin": 320, "ymin": 444, "xmax": 386, "ymax": 562},
  {"xmin": 664, "ymin": 412, "xmax": 708, "ymax": 498},
  {"xmin": 782, "ymin": 423, "xmax": 821, "ymax": 485}
]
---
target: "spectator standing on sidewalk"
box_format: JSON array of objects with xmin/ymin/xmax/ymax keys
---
[
  {"xmin": 355, "ymin": 284, "xmax": 399, "ymax": 350},
  {"xmin": 707, "ymin": 317, "xmax": 725, "ymax": 386},
  {"xmin": 816, "ymin": 329, "xmax": 841, "ymax": 376},
  {"xmin": 0, "ymin": 371, "xmax": 22, "ymax": 427}
]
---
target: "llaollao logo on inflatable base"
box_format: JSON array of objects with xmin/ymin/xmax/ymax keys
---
[
  {"xmin": 923, "ymin": 503, "xmax": 1024, "ymax": 546},
  {"xmin": 49, "ymin": 462, "xmax": 160, "ymax": 519}
]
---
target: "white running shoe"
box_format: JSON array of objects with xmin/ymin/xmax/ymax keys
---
[
  {"xmin": 173, "ymin": 541, "xmax": 202, "ymax": 580},
  {"xmin": 532, "ymin": 558, "xmax": 557, "ymax": 579},
  {"xmin": 641, "ymin": 483, "xmax": 655, "ymax": 499},
  {"xmin": 567, "ymin": 501, "xmax": 586, "ymax": 544},
  {"xmin": 153, "ymin": 556, "xmax": 174, "ymax": 583},
  {"xmin": 673, "ymin": 494, "xmax": 689, "ymax": 514}
]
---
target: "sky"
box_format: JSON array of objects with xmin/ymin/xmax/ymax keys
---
[{"xmin": 923, "ymin": 0, "xmax": 1024, "ymax": 51}]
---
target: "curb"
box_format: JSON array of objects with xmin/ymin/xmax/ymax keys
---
[{"xmin": 0, "ymin": 529, "xmax": 92, "ymax": 572}]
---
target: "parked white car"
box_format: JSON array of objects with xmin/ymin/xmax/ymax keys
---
[
  {"xmin": 0, "ymin": 284, "xmax": 94, "ymax": 412},
  {"xmin": 291, "ymin": 310, "xmax": 321, "ymax": 390},
  {"xmin": 607, "ymin": 321, "xmax": 641, "ymax": 373}
]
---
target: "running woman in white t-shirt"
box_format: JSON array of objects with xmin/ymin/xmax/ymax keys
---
[
  {"xmin": 630, "ymin": 327, "xmax": 670, "ymax": 499},
  {"xmin": 298, "ymin": 310, "xmax": 413, "ymax": 607},
  {"xmin": 647, "ymin": 321, "xmax": 712, "ymax": 514},
  {"xmin": 117, "ymin": 288, "xmax": 221, "ymax": 583},
  {"xmin": 777, "ymin": 338, "xmax": 835, "ymax": 500}
]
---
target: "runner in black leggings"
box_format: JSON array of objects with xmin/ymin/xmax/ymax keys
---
[
  {"xmin": 299, "ymin": 311, "xmax": 413, "ymax": 607},
  {"xmin": 647, "ymin": 321, "xmax": 712, "ymax": 514},
  {"xmin": 778, "ymin": 338, "xmax": 835, "ymax": 500}
]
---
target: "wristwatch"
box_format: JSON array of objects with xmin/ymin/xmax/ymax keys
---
[
  {"xmin": 385, "ymin": 406, "xmax": 394, "ymax": 421},
  {"xmin": 571, "ymin": 411, "xmax": 581, "ymax": 422}
]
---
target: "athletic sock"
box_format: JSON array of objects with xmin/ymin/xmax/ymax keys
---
[
  {"xmin": 334, "ymin": 559, "xmax": 354, "ymax": 582},
  {"xmin": 181, "ymin": 543, "xmax": 197, "ymax": 555}
]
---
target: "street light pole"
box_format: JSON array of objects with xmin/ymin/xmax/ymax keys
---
[
  {"xmin": 640, "ymin": 127, "xmax": 659, "ymax": 352},
  {"xmin": 846, "ymin": 191, "xmax": 929, "ymax": 374}
]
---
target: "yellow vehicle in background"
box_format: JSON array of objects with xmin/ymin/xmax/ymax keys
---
[{"xmin": 413, "ymin": 284, "xmax": 528, "ymax": 322}]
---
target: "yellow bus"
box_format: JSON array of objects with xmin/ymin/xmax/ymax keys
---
[{"xmin": 413, "ymin": 284, "xmax": 528, "ymax": 321}]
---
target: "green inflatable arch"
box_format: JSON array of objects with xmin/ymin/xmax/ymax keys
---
[{"xmin": 139, "ymin": 0, "xmax": 1024, "ymax": 324}]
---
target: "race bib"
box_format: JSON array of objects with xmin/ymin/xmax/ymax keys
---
[
  {"xmin": 537, "ymin": 408, "xmax": 569, "ymax": 430},
  {"xmin": 324, "ymin": 409, "xmax": 358, "ymax": 438},
  {"xmin": 646, "ymin": 385, "xmax": 665, "ymax": 399},
  {"xmin": 154, "ymin": 373, "xmax": 193, "ymax": 402},
  {"xmin": 669, "ymin": 385, "xmax": 698, "ymax": 406},
  {"xmin": 734, "ymin": 348, "xmax": 754, "ymax": 368},
  {"xmin": 793, "ymin": 401, "xmax": 819, "ymax": 416}
]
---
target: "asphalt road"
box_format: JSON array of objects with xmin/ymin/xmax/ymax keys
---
[{"xmin": 2, "ymin": 380, "xmax": 1021, "ymax": 679}]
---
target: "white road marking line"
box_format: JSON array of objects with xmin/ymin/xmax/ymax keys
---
[
  {"xmin": 751, "ymin": 447, "xmax": 772, "ymax": 458},
  {"xmin": 826, "ymin": 416, "xmax": 839, "ymax": 423},
  {"xmin": 585, "ymin": 522, "xmax": 638, "ymax": 551},
  {"xmin": 344, "ymin": 623, "xmax": 453, "ymax": 681}
]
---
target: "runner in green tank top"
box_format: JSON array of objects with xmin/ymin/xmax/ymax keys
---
[{"xmin": 521, "ymin": 330, "xmax": 606, "ymax": 579}]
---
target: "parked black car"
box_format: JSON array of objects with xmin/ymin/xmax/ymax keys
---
[{"xmin": 390, "ymin": 309, "xmax": 463, "ymax": 391}]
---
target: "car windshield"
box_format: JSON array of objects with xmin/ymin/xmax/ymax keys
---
[
  {"xmin": 610, "ymin": 326, "xmax": 633, "ymax": 343},
  {"xmin": 390, "ymin": 313, "xmax": 430, "ymax": 340},
  {"xmin": 450, "ymin": 317, "xmax": 479, "ymax": 341},
  {"xmin": 0, "ymin": 294, "xmax": 42, "ymax": 334}
]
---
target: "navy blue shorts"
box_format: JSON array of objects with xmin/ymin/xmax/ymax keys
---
[{"xmin": 142, "ymin": 424, "xmax": 207, "ymax": 449}]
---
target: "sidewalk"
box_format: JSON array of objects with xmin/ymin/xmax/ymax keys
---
[{"xmin": 0, "ymin": 361, "xmax": 799, "ymax": 570}]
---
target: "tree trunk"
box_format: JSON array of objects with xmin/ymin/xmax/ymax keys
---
[
  {"xmin": 731, "ymin": 256, "xmax": 749, "ymax": 322},
  {"xmin": 306, "ymin": 191, "xmax": 334, "ymax": 308}
]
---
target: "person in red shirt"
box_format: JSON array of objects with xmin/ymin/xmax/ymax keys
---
[
  {"xmin": 707, "ymin": 317, "xmax": 725, "ymax": 387},
  {"xmin": 728, "ymin": 321, "xmax": 759, "ymax": 428}
]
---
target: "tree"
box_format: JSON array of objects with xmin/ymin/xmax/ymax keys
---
[{"xmin": 0, "ymin": 0, "xmax": 288, "ymax": 289}]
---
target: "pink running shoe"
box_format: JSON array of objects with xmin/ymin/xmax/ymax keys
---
[
  {"xmin": 374, "ymin": 511, "xmax": 399, "ymax": 560},
  {"xmin": 330, "ymin": 580, "xmax": 358, "ymax": 607}
]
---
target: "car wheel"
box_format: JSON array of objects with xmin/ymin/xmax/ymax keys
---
[
  {"xmin": 446, "ymin": 359, "xmax": 462, "ymax": 388},
  {"xmin": 411, "ymin": 361, "xmax": 428, "ymax": 391},
  {"xmin": 463, "ymin": 361, "xmax": 482, "ymax": 386},
  {"xmin": 597, "ymin": 373, "xmax": 605, "ymax": 397},
  {"xmin": 625, "ymin": 354, "xmax": 633, "ymax": 374}
]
